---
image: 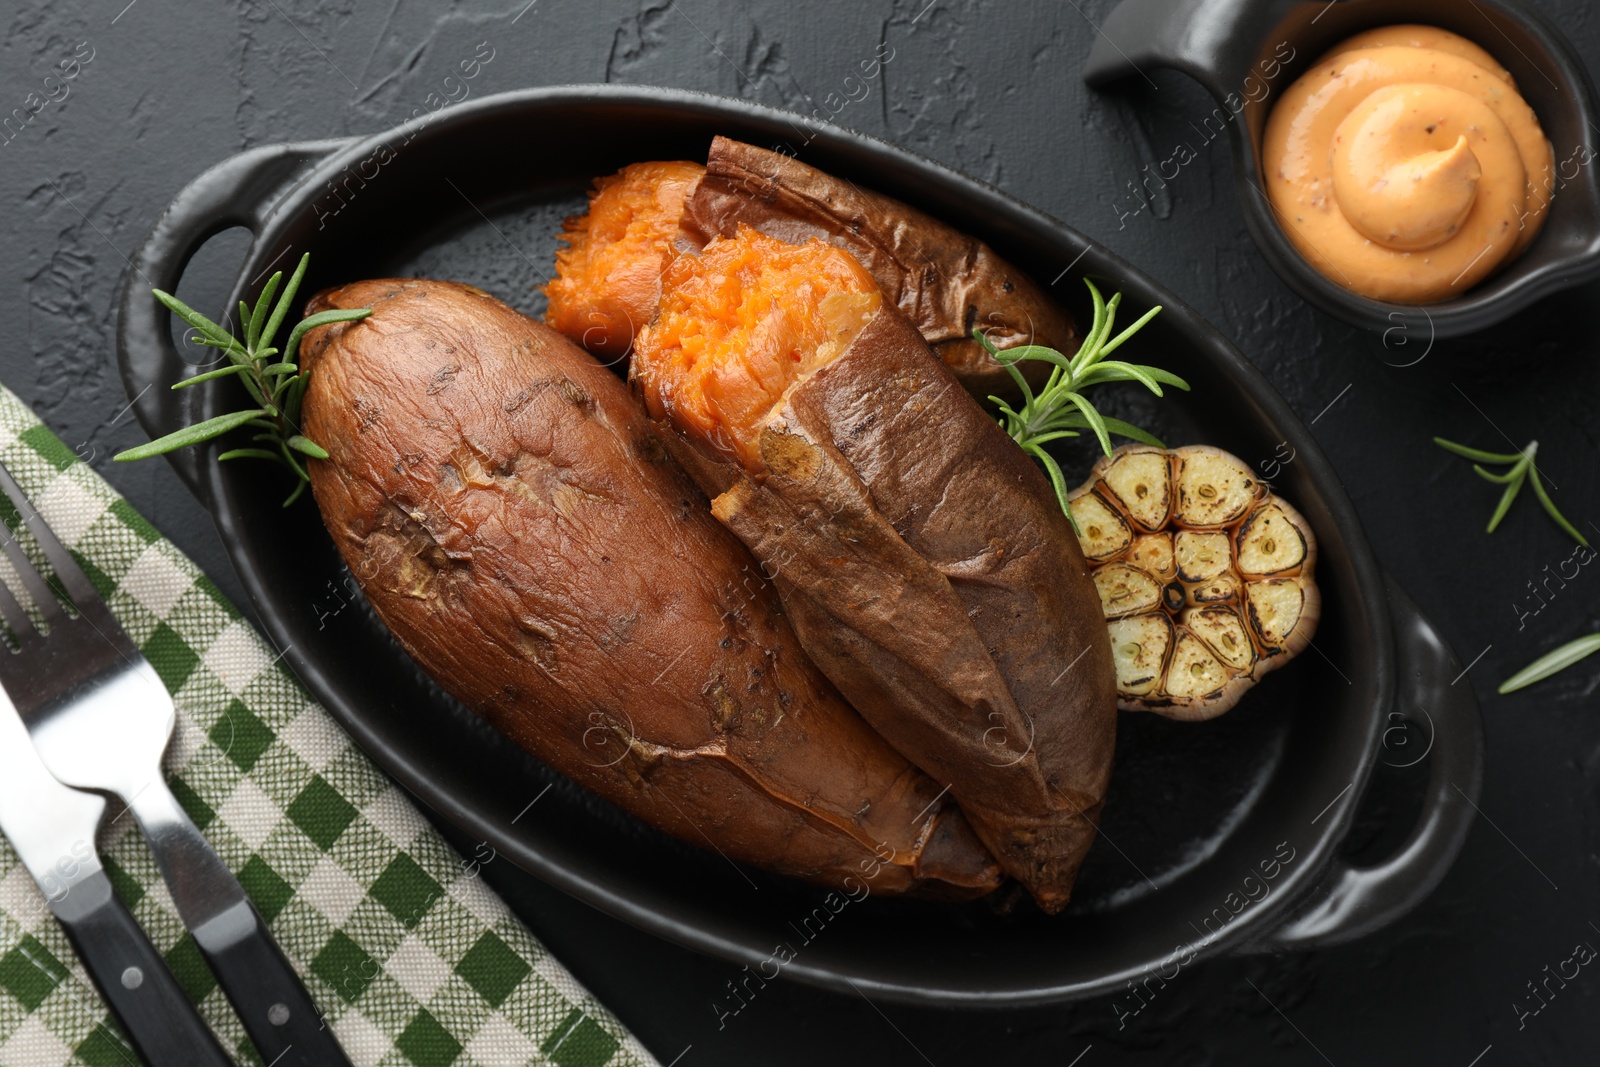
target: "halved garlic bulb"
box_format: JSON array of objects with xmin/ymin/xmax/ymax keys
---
[{"xmin": 1068, "ymin": 445, "xmax": 1321, "ymax": 720}]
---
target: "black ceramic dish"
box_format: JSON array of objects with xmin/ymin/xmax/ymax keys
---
[
  {"xmin": 117, "ymin": 85, "xmax": 1483, "ymax": 1006},
  {"xmin": 1085, "ymin": 0, "xmax": 1600, "ymax": 340}
]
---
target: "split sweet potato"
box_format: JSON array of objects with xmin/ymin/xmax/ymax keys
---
[
  {"xmin": 634, "ymin": 230, "xmax": 1118, "ymax": 912},
  {"xmin": 543, "ymin": 138, "xmax": 1077, "ymax": 398},
  {"xmin": 299, "ymin": 277, "xmax": 1001, "ymax": 898}
]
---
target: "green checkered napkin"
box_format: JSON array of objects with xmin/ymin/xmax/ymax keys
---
[{"xmin": 0, "ymin": 385, "xmax": 657, "ymax": 1067}]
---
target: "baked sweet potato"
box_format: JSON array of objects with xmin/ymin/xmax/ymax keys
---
[
  {"xmin": 544, "ymin": 160, "xmax": 705, "ymax": 359},
  {"xmin": 634, "ymin": 230, "xmax": 1118, "ymax": 912},
  {"xmin": 299, "ymin": 277, "xmax": 1001, "ymax": 898}
]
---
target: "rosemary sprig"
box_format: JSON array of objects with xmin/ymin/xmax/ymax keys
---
[
  {"xmin": 1433, "ymin": 437, "xmax": 1588, "ymax": 547},
  {"xmin": 1499, "ymin": 632, "xmax": 1600, "ymax": 693},
  {"xmin": 114, "ymin": 254, "xmax": 370, "ymax": 506},
  {"xmin": 980, "ymin": 277, "xmax": 1189, "ymax": 528}
]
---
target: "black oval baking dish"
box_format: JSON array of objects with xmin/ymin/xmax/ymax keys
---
[
  {"xmin": 1085, "ymin": 0, "xmax": 1600, "ymax": 340},
  {"xmin": 116, "ymin": 85, "xmax": 1483, "ymax": 1006}
]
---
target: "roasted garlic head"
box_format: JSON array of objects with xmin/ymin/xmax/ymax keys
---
[{"xmin": 1069, "ymin": 445, "xmax": 1320, "ymax": 720}]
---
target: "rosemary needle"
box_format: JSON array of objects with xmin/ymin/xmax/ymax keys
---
[
  {"xmin": 1434, "ymin": 437, "xmax": 1588, "ymax": 547},
  {"xmin": 979, "ymin": 277, "xmax": 1188, "ymax": 529},
  {"xmin": 1499, "ymin": 633, "xmax": 1600, "ymax": 694},
  {"xmin": 114, "ymin": 254, "xmax": 370, "ymax": 507}
]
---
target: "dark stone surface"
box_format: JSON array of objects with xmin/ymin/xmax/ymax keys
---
[{"xmin": 3, "ymin": 0, "xmax": 1597, "ymax": 1063}]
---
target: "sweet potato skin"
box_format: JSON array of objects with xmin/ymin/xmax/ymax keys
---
[
  {"xmin": 643, "ymin": 301, "xmax": 1118, "ymax": 913},
  {"xmin": 298, "ymin": 278, "xmax": 1000, "ymax": 897},
  {"xmin": 677, "ymin": 137, "xmax": 1079, "ymax": 398}
]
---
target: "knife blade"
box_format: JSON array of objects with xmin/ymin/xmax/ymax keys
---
[{"xmin": 0, "ymin": 695, "xmax": 233, "ymax": 1066}]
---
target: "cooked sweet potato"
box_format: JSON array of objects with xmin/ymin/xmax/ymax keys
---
[
  {"xmin": 634, "ymin": 230, "xmax": 1117, "ymax": 913},
  {"xmin": 677, "ymin": 137, "xmax": 1079, "ymax": 398},
  {"xmin": 299, "ymin": 277, "xmax": 1001, "ymax": 898},
  {"xmin": 544, "ymin": 160, "xmax": 705, "ymax": 359}
]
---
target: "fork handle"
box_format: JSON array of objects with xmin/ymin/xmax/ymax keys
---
[
  {"xmin": 193, "ymin": 899, "xmax": 353, "ymax": 1067},
  {"xmin": 54, "ymin": 870, "xmax": 235, "ymax": 1067},
  {"xmin": 127, "ymin": 784, "xmax": 353, "ymax": 1066}
]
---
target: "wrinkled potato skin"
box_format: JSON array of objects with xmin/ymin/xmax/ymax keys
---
[
  {"xmin": 677, "ymin": 137, "xmax": 1079, "ymax": 399},
  {"xmin": 299, "ymin": 279, "xmax": 1001, "ymax": 898},
  {"xmin": 647, "ymin": 303, "xmax": 1117, "ymax": 913}
]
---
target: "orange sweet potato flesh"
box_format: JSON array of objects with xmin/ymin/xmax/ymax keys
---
[
  {"xmin": 634, "ymin": 226, "xmax": 881, "ymax": 467},
  {"xmin": 677, "ymin": 137, "xmax": 1079, "ymax": 399},
  {"xmin": 634, "ymin": 232, "xmax": 1118, "ymax": 913},
  {"xmin": 544, "ymin": 160, "xmax": 705, "ymax": 359},
  {"xmin": 299, "ymin": 278, "xmax": 1001, "ymax": 898}
]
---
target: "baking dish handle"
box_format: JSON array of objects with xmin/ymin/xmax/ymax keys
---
[
  {"xmin": 1082, "ymin": 0, "xmax": 1287, "ymax": 103},
  {"xmin": 116, "ymin": 139, "xmax": 353, "ymax": 507},
  {"xmin": 1254, "ymin": 573, "xmax": 1485, "ymax": 951}
]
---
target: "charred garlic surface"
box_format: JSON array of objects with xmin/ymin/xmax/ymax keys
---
[{"xmin": 1068, "ymin": 445, "xmax": 1320, "ymax": 720}]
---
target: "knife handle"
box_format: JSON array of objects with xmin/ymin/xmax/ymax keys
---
[
  {"xmin": 53, "ymin": 870, "xmax": 235, "ymax": 1066},
  {"xmin": 194, "ymin": 899, "xmax": 352, "ymax": 1067}
]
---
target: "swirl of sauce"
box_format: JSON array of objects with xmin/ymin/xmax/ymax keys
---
[{"xmin": 1263, "ymin": 26, "xmax": 1553, "ymax": 303}]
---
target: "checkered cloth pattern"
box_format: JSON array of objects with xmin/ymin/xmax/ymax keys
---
[{"xmin": 0, "ymin": 385, "xmax": 656, "ymax": 1067}]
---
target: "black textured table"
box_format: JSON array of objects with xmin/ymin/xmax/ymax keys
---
[{"xmin": 5, "ymin": 1, "xmax": 1598, "ymax": 1063}]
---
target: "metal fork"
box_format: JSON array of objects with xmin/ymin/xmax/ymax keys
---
[{"xmin": 0, "ymin": 461, "xmax": 351, "ymax": 1067}]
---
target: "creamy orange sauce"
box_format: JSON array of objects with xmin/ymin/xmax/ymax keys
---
[{"xmin": 1263, "ymin": 25, "xmax": 1553, "ymax": 303}]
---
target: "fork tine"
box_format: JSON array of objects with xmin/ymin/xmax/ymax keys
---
[
  {"xmin": 0, "ymin": 461, "xmax": 103, "ymax": 618},
  {"xmin": 0, "ymin": 565, "xmax": 36, "ymax": 644},
  {"xmin": 0, "ymin": 512, "xmax": 66, "ymax": 628}
]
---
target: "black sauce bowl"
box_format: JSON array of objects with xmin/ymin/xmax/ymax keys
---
[{"xmin": 1085, "ymin": 0, "xmax": 1600, "ymax": 340}]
